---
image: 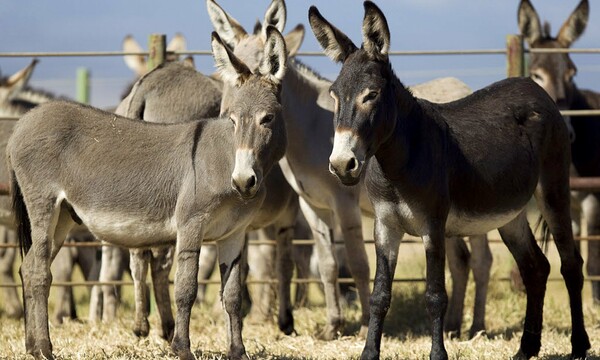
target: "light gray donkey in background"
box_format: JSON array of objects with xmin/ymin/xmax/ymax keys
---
[
  {"xmin": 0, "ymin": 60, "xmax": 100, "ymax": 325},
  {"xmin": 112, "ymin": 58, "xmax": 299, "ymax": 339},
  {"xmin": 8, "ymin": 27, "xmax": 289, "ymax": 360},
  {"xmin": 209, "ymin": 0, "xmax": 493, "ymax": 340}
]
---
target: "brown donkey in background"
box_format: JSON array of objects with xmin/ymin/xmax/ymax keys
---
[
  {"xmin": 8, "ymin": 27, "xmax": 288, "ymax": 360},
  {"xmin": 310, "ymin": 2, "xmax": 590, "ymax": 359},
  {"xmin": 519, "ymin": 0, "xmax": 600, "ymax": 303}
]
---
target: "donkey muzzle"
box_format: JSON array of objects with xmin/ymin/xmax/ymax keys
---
[
  {"xmin": 329, "ymin": 130, "xmax": 364, "ymax": 186},
  {"xmin": 232, "ymin": 149, "xmax": 262, "ymax": 199}
]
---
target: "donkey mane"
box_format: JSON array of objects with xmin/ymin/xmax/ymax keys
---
[{"xmin": 289, "ymin": 58, "xmax": 330, "ymax": 83}]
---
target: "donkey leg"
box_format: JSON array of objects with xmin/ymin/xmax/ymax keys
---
[
  {"xmin": 150, "ymin": 246, "xmax": 175, "ymax": 342},
  {"xmin": 535, "ymin": 193, "xmax": 590, "ymax": 359},
  {"xmin": 300, "ymin": 198, "xmax": 342, "ymax": 340},
  {"xmin": 130, "ymin": 248, "xmax": 150, "ymax": 338},
  {"xmin": 100, "ymin": 245, "xmax": 126, "ymax": 322},
  {"xmin": 444, "ymin": 236, "xmax": 469, "ymax": 338},
  {"xmin": 291, "ymin": 243, "xmax": 312, "ymax": 308},
  {"xmin": 247, "ymin": 229, "xmax": 276, "ymax": 322},
  {"xmin": 361, "ymin": 218, "xmax": 403, "ymax": 360},
  {"xmin": 582, "ymin": 194, "xmax": 600, "ymax": 303},
  {"xmin": 275, "ymin": 224, "xmax": 296, "ymax": 335},
  {"xmin": 0, "ymin": 228, "xmax": 23, "ymax": 318},
  {"xmin": 50, "ymin": 246, "xmax": 75, "ymax": 324},
  {"xmin": 498, "ymin": 212, "xmax": 549, "ymax": 359},
  {"xmin": 217, "ymin": 233, "xmax": 249, "ymax": 360},
  {"xmin": 334, "ymin": 198, "xmax": 371, "ymax": 338},
  {"xmin": 23, "ymin": 201, "xmax": 75, "ymax": 359},
  {"xmin": 423, "ymin": 228, "xmax": 450, "ymax": 360},
  {"xmin": 196, "ymin": 244, "xmax": 217, "ymax": 305},
  {"xmin": 468, "ymin": 234, "xmax": 492, "ymax": 338},
  {"xmin": 171, "ymin": 233, "xmax": 201, "ymax": 360}
]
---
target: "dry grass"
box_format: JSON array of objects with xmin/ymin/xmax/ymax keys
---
[{"xmin": 1, "ymin": 237, "xmax": 599, "ymax": 359}]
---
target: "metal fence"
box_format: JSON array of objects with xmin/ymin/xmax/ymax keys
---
[{"xmin": 1, "ymin": 34, "xmax": 600, "ymax": 289}]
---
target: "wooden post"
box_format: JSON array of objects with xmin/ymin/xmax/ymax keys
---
[
  {"xmin": 147, "ymin": 33, "xmax": 167, "ymax": 72},
  {"xmin": 506, "ymin": 34, "xmax": 525, "ymax": 78},
  {"xmin": 76, "ymin": 67, "xmax": 90, "ymax": 104}
]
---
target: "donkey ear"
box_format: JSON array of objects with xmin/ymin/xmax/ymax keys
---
[
  {"xmin": 182, "ymin": 56, "xmax": 196, "ymax": 69},
  {"xmin": 262, "ymin": 0, "xmax": 286, "ymax": 39},
  {"xmin": 211, "ymin": 32, "xmax": 252, "ymax": 86},
  {"xmin": 206, "ymin": 0, "xmax": 247, "ymax": 49},
  {"xmin": 308, "ymin": 6, "xmax": 357, "ymax": 63},
  {"xmin": 518, "ymin": 0, "xmax": 543, "ymax": 46},
  {"xmin": 259, "ymin": 26, "xmax": 288, "ymax": 85},
  {"xmin": 5, "ymin": 59, "xmax": 38, "ymax": 99},
  {"xmin": 557, "ymin": 0, "xmax": 589, "ymax": 47},
  {"xmin": 362, "ymin": 1, "xmax": 391, "ymax": 59},
  {"xmin": 123, "ymin": 35, "xmax": 147, "ymax": 77},
  {"xmin": 284, "ymin": 24, "xmax": 305, "ymax": 57},
  {"xmin": 167, "ymin": 33, "xmax": 187, "ymax": 61},
  {"xmin": 253, "ymin": 19, "xmax": 262, "ymax": 36}
]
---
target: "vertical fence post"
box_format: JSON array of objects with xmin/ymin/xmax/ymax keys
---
[
  {"xmin": 506, "ymin": 34, "xmax": 525, "ymax": 78},
  {"xmin": 76, "ymin": 67, "xmax": 90, "ymax": 104},
  {"xmin": 147, "ymin": 34, "xmax": 167, "ymax": 72}
]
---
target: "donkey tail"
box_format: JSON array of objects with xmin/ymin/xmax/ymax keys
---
[
  {"xmin": 10, "ymin": 170, "xmax": 32, "ymax": 258},
  {"xmin": 533, "ymin": 214, "xmax": 551, "ymax": 253}
]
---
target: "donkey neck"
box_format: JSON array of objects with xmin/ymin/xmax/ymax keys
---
[
  {"xmin": 373, "ymin": 74, "xmax": 437, "ymax": 181},
  {"xmin": 280, "ymin": 60, "xmax": 334, "ymax": 157}
]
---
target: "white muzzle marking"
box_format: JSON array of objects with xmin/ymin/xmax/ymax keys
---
[
  {"xmin": 231, "ymin": 149, "xmax": 260, "ymax": 197},
  {"xmin": 329, "ymin": 129, "xmax": 365, "ymax": 180}
]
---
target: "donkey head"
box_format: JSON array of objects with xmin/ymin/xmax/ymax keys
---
[
  {"xmin": 212, "ymin": 26, "xmax": 288, "ymax": 199},
  {"xmin": 0, "ymin": 59, "xmax": 38, "ymax": 105},
  {"xmin": 518, "ymin": 0, "xmax": 589, "ymax": 109},
  {"xmin": 207, "ymin": 0, "xmax": 304, "ymax": 75},
  {"xmin": 310, "ymin": 1, "xmax": 395, "ymax": 185}
]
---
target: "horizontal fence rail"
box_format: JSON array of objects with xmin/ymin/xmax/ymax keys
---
[
  {"xmin": 0, "ymin": 47, "xmax": 598, "ymax": 58},
  {"xmin": 1, "ymin": 276, "xmax": 599, "ymax": 288},
  {"xmin": 2, "ymin": 235, "xmax": 600, "ymax": 249}
]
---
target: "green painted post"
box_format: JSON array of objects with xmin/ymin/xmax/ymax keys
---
[
  {"xmin": 506, "ymin": 34, "xmax": 525, "ymax": 78},
  {"xmin": 147, "ymin": 33, "xmax": 167, "ymax": 72},
  {"xmin": 76, "ymin": 67, "xmax": 90, "ymax": 104}
]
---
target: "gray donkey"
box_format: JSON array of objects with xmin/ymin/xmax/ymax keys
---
[
  {"xmin": 310, "ymin": 2, "xmax": 590, "ymax": 359},
  {"xmin": 8, "ymin": 27, "xmax": 288, "ymax": 360},
  {"xmin": 112, "ymin": 59, "xmax": 298, "ymax": 340}
]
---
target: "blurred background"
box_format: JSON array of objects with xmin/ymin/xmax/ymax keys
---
[{"xmin": 1, "ymin": 0, "xmax": 599, "ymax": 109}]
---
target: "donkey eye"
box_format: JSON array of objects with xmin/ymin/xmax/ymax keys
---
[
  {"xmin": 531, "ymin": 73, "xmax": 543, "ymax": 82},
  {"xmin": 229, "ymin": 116, "xmax": 237, "ymax": 126},
  {"xmin": 260, "ymin": 114, "xmax": 274, "ymax": 125},
  {"xmin": 363, "ymin": 91, "xmax": 379, "ymax": 103}
]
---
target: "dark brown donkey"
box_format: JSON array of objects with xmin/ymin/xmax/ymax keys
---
[
  {"xmin": 519, "ymin": 0, "xmax": 600, "ymax": 303},
  {"xmin": 309, "ymin": 2, "xmax": 590, "ymax": 360}
]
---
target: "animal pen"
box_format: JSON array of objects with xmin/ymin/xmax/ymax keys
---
[{"xmin": 0, "ymin": 33, "xmax": 600, "ymax": 291}]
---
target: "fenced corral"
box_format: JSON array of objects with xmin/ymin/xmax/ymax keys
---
[{"xmin": 1, "ymin": 33, "xmax": 600, "ymax": 291}]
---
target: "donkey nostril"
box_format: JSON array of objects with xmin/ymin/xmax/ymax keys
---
[
  {"xmin": 346, "ymin": 158, "xmax": 357, "ymax": 172},
  {"xmin": 246, "ymin": 175, "xmax": 256, "ymax": 189}
]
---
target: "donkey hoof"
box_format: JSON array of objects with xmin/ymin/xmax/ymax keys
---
[
  {"xmin": 511, "ymin": 350, "xmax": 529, "ymax": 360},
  {"xmin": 133, "ymin": 320, "xmax": 150, "ymax": 338},
  {"xmin": 171, "ymin": 338, "xmax": 194, "ymax": 360},
  {"xmin": 316, "ymin": 323, "xmax": 343, "ymax": 341},
  {"xmin": 161, "ymin": 323, "xmax": 175, "ymax": 343},
  {"xmin": 357, "ymin": 325, "xmax": 368, "ymax": 339}
]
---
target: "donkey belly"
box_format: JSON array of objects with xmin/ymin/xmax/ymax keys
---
[
  {"xmin": 74, "ymin": 208, "xmax": 177, "ymax": 248},
  {"xmin": 444, "ymin": 207, "xmax": 523, "ymax": 237}
]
